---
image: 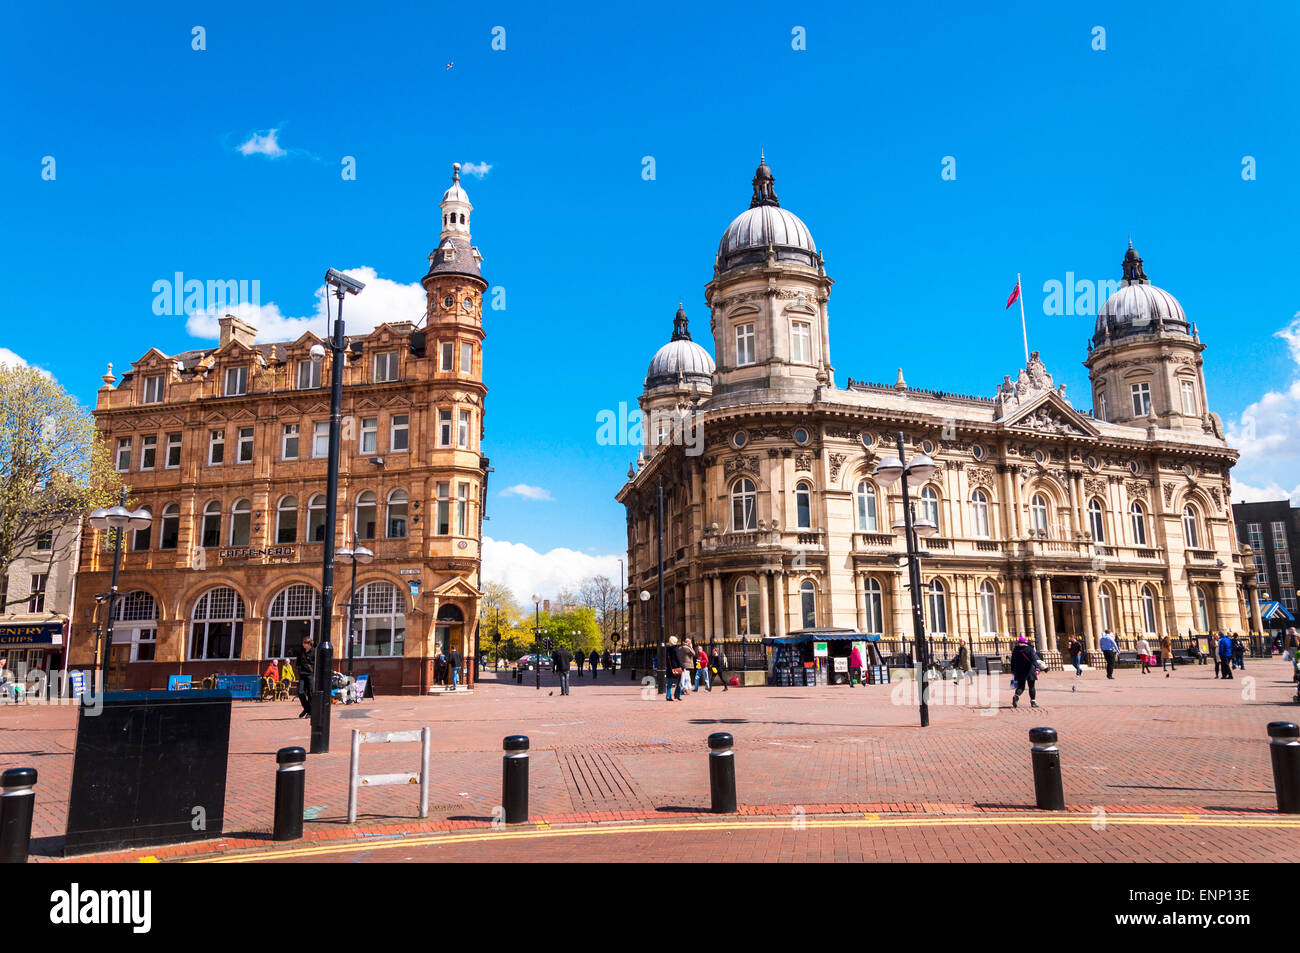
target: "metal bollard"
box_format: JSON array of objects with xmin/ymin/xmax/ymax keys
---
[
  {"xmin": 708, "ymin": 732, "xmax": 737, "ymax": 814},
  {"xmin": 502, "ymin": 735, "xmax": 530, "ymax": 823},
  {"xmin": 0, "ymin": 767, "xmax": 37, "ymax": 863},
  {"xmin": 274, "ymin": 747, "xmax": 306, "ymax": 841},
  {"xmin": 1267, "ymin": 722, "xmax": 1300, "ymax": 814},
  {"xmin": 1029, "ymin": 727, "xmax": 1065, "ymax": 811}
]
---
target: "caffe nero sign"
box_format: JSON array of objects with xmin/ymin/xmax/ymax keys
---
[{"xmin": 218, "ymin": 546, "xmax": 297, "ymax": 563}]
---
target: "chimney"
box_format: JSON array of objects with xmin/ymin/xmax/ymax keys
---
[{"xmin": 218, "ymin": 314, "xmax": 258, "ymax": 348}]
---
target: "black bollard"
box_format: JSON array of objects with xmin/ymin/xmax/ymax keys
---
[
  {"xmin": 1029, "ymin": 727, "xmax": 1065, "ymax": 810},
  {"xmin": 273, "ymin": 747, "xmax": 306, "ymax": 841},
  {"xmin": 0, "ymin": 767, "xmax": 37, "ymax": 863},
  {"xmin": 502, "ymin": 735, "xmax": 530, "ymax": 823},
  {"xmin": 708, "ymin": 732, "xmax": 737, "ymax": 814},
  {"xmin": 1267, "ymin": 722, "xmax": 1300, "ymax": 814}
]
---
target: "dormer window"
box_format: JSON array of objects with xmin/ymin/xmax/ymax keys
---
[
  {"xmin": 373, "ymin": 351, "xmax": 399, "ymax": 383},
  {"xmin": 297, "ymin": 360, "xmax": 321, "ymax": 389},
  {"xmin": 225, "ymin": 366, "xmax": 247, "ymax": 396},
  {"xmin": 443, "ymin": 246, "xmax": 457, "ymax": 262},
  {"xmin": 143, "ymin": 374, "xmax": 164, "ymax": 404}
]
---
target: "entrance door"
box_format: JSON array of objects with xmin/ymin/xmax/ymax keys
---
[{"xmin": 106, "ymin": 645, "xmax": 131, "ymax": 691}]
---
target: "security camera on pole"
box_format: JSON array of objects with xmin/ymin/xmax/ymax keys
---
[
  {"xmin": 311, "ymin": 267, "xmax": 365, "ymax": 755},
  {"xmin": 88, "ymin": 489, "xmax": 152, "ymax": 687}
]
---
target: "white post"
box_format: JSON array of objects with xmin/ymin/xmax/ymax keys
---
[
  {"xmin": 419, "ymin": 726, "xmax": 431, "ymax": 819},
  {"xmin": 347, "ymin": 728, "xmax": 361, "ymax": 824}
]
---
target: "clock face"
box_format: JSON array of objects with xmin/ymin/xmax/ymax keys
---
[
  {"xmin": 442, "ymin": 295, "xmax": 454, "ymax": 308},
  {"xmin": 462, "ymin": 296, "xmax": 474, "ymax": 312}
]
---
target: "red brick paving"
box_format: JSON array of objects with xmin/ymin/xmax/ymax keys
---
[{"xmin": 3, "ymin": 660, "xmax": 1298, "ymax": 862}]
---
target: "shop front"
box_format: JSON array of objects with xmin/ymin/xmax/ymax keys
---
[
  {"xmin": 0, "ymin": 620, "xmax": 66, "ymax": 693},
  {"xmin": 765, "ymin": 628, "xmax": 886, "ymax": 686}
]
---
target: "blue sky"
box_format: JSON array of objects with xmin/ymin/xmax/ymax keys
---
[{"xmin": 4, "ymin": 0, "xmax": 1300, "ymax": 599}]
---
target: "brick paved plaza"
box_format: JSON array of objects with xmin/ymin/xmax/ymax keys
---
[{"xmin": 5, "ymin": 659, "xmax": 1299, "ymax": 863}]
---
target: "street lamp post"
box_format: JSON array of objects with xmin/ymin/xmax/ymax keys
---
[
  {"xmin": 311, "ymin": 267, "xmax": 365, "ymax": 754},
  {"xmin": 336, "ymin": 542, "xmax": 374, "ymax": 680},
  {"xmin": 531, "ymin": 594, "xmax": 542, "ymax": 691},
  {"xmin": 639, "ymin": 589, "xmax": 650, "ymax": 678},
  {"xmin": 88, "ymin": 488, "xmax": 151, "ymax": 689},
  {"xmin": 656, "ymin": 476, "xmax": 666, "ymax": 694},
  {"xmin": 873, "ymin": 432, "xmax": 938, "ymax": 728}
]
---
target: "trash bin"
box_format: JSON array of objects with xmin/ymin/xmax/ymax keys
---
[{"xmin": 64, "ymin": 689, "xmax": 232, "ymax": 856}]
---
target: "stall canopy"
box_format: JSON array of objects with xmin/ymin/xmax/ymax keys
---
[
  {"xmin": 765, "ymin": 628, "xmax": 880, "ymax": 645},
  {"xmin": 1261, "ymin": 600, "xmax": 1296, "ymax": 622}
]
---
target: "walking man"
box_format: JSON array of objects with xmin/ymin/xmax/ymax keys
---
[
  {"xmin": 448, "ymin": 645, "xmax": 463, "ymax": 690},
  {"xmin": 1099, "ymin": 629, "xmax": 1118, "ymax": 679},
  {"xmin": 1068, "ymin": 637, "xmax": 1084, "ymax": 678},
  {"xmin": 1231, "ymin": 633, "xmax": 1246, "ymax": 671},
  {"xmin": 574, "ymin": 650, "xmax": 584, "ymax": 678},
  {"xmin": 589, "ymin": 649, "xmax": 601, "ymax": 682},
  {"xmin": 554, "ymin": 643, "xmax": 573, "ymax": 696},
  {"xmin": 1010, "ymin": 635, "xmax": 1039, "ymax": 709},
  {"xmin": 295, "ymin": 636, "xmax": 315, "ymax": 719},
  {"xmin": 1217, "ymin": 631, "xmax": 1234, "ymax": 680}
]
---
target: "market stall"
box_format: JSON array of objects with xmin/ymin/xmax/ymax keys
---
[{"xmin": 764, "ymin": 628, "xmax": 888, "ymax": 686}]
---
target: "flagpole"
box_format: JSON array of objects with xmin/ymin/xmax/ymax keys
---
[{"xmin": 1017, "ymin": 273, "xmax": 1029, "ymax": 364}]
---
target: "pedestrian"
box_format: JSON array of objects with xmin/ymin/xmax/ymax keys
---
[
  {"xmin": 679, "ymin": 638, "xmax": 695, "ymax": 694},
  {"xmin": 1068, "ymin": 637, "xmax": 1084, "ymax": 678},
  {"xmin": 1231, "ymin": 633, "xmax": 1245, "ymax": 671},
  {"xmin": 574, "ymin": 649, "xmax": 584, "ymax": 678},
  {"xmin": 1159, "ymin": 632, "xmax": 1175, "ymax": 677},
  {"xmin": 1217, "ymin": 631, "xmax": 1234, "ymax": 680},
  {"xmin": 589, "ymin": 649, "xmax": 600, "ymax": 681},
  {"xmin": 951, "ymin": 641, "xmax": 973, "ymax": 683},
  {"xmin": 1010, "ymin": 635, "xmax": 1039, "ymax": 709},
  {"xmin": 263, "ymin": 658, "xmax": 280, "ymax": 682},
  {"xmin": 1099, "ymin": 629, "xmax": 1118, "ymax": 679},
  {"xmin": 849, "ymin": 643, "xmax": 865, "ymax": 686},
  {"xmin": 602, "ymin": 648, "xmax": 613, "ymax": 672},
  {"xmin": 665, "ymin": 636, "xmax": 683, "ymax": 701},
  {"xmin": 434, "ymin": 651, "xmax": 447, "ymax": 686},
  {"xmin": 710, "ymin": 643, "xmax": 729, "ymax": 692},
  {"xmin": 448, "ymin": 645, "xmax": 463, "ymax": 689},
  {"xmin": 695, "ymin": 643, "xmax": 711, "ymax": 691},
  {"xmin": 1136, "ymin": 635, "xmax": 1152, "ymax": 675},
  {"xmin": 554, "ymin": 643, "xmax": 573, "ymax": 696},
  {"xmin": 295, "ymin": 637, "xmax": 315, "ymax": 719}
]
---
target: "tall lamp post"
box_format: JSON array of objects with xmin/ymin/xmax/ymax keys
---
[
  {"xmin": 872, "ymin": 433, "xmax": 938, "ymax": 727},
  {"xmin": 531, "ymin": 594, "xmax": 542, "ymax": 691},
  {"xmin": 311, "ymin": 267, "xmax": 365, "ymax": 754},
  {"xmin": 336, "ymin": 542, "xmax": 374, "ymax": 679},
  {"xmin": 639, "ymin": 590, "xmax": 650, "ymax": 676},
  {"xmin": 655, "ymin": 476, "xmax": 666, "ymax": 694},
  {"xmin": 88, "ymin": 488, "xmax": 152, "ymax": 688}
]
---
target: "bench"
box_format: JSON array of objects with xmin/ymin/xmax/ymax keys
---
[{"xmin": 1116, "ymin": 651, "xmax": 1140, "ymax": 668}]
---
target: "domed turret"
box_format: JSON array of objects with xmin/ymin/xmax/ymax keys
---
[
  {"xmin": 644, "ymin": 305, "xmax": 715, "ymax": 391},
  {"xmin": 715, "ymin": 155, "xmax": 818, "ymax": 273},
  {"xmin": 1093, "ymin": 241, "xmax": 1189, "ymax": 346},
  {"xmin": 426, "ymin": 163, "xmax": 482, "ymax": 282}
]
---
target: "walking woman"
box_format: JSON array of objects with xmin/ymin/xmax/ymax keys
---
[
  {"xmin": 695, "ymin": 642, "xmax": 711, "ymax": 691},
  {"xmin": 665, "ymin": 636, "xmax": 683, "ymax": 701},
  {"xmin": 1010, "ymin": 635, "xmax": 1039, "ymax": 709},
  {"xmin": 1136, "ymin": 636, "xmax": 1152, "ymax": 675},
  {"xmin": 679, "ymin": 638, "xmax": 695, "ymax": 694},
  {"xmin": 1159, "ymin": 632, "xmax": 1175, "ymax": 677},
  {"xmin": 710, "ymin": 643, "xmax": 729, "ymax": 692}
]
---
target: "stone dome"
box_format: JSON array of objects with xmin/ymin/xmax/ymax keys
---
[
  {"xmin": 645, "ymin": 306, "xmax": 715, "ymax": 390},
  {"xmin": 716, "ymin": 157, "xmax": 818, "ymax": 272},
  {"xmin": 1094, "ymin": 244, "xmax": 1190, "ymax": 345}
]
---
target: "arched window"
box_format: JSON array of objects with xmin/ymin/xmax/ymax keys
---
[
  {"xmin": 355, "ymin": 490, "xmax": 378, "ymax": 540},
  {"xmin": 919, "ymin": 486, "xmax": 939, "ymax": 529},
  {"xmin": 1099, "ymin": 585, "xmax": 1115, "ymax": 632},
  {"xmin": 926, "ymin": 579, "xmax": 947, "ymax": 636},
  {"xmin": 229, "ymin": 498, "xmax": 251, "ymax": 546},
  {"xmin": 1182, "ymin": 505, "xmax": 1200, "ymax": 549},
  {"xmin": 734, "ymin": 576, "xmax": 760, "ymax": 635},
  {"xmin": 355, "ymin": 581, "xmax": 406, "ymax": 657},
  {"xmin": 113, "ymin": 590, "xmax": 158, "ymax": 661},
  {"xmin": 201, "ymin": 501, "xmax": 221, "ymax": 548},
  {"xmin": 1097, "ymin": 392, "xmax": 1107, "ymax": 421},
  {"xmin": 308, "ymin": 494, "xmax": 326, "ymax": 542},
  {"xmin": 386, "ymin": 489, "xmax": 408, "ymax": 539},
  {"xmin": 160, "ymin": 503, "xmax": 180, "ymax": 550},
  {"xmin": 795, "ymin": 482, "xmax": 813, "ymax": 530},
  {"xmin": 1130, "ymin": 501, "xmax": 1148, "ymax": 546},
  {"xmin": 190, "ymin": 586, "xmax": 245, "ymax": 660},
  {"xmin": 863, "ymin": 577, "xmax": 884, "ymax": 635},
  {"xmin": 731, "ymin": 479, "xmax": 757, "ymax": 531},
  {"xmin": 800, "ymin": 579, "xmax": 816, "ymax": 629},
  {"xmin": 1030, "ymin": 494, "xmax": 1049, "ymax": 535},
  {"xmin": 970, "ymin": 490, "xmax": 990, "ymax": 538},
  {"xmin": 1088, "ymin": 498, "xmax": 1106, "ymax": 543},
  {"xmin": 1194, "ymin": 586, "xmax": 1210, "ymax": 631},
  {"xmin": 276, "ymin": 495, "xmax": 298, "ymax": 544},
  {"xmin": 1140, "ymin": 585, "xmax": 1158, "ymax": 636},
  {"xmin": 978, "ymin": 581, "xmax": 998, "ymax": 635},
  {"xmin": 855, "ymin": 481, "xmax": 878, "ymax": 532},
  {"xmin": 266, "ymin": 585, "xmax": 320, "ymax": 658}
]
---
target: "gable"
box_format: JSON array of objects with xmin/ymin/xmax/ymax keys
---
[{"xmin": 1002, "ymin": 392, "xmax": 1098, "ymax": 439}]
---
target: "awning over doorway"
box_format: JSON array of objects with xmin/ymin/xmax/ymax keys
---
[
  {"xmin": 1261, "ymin": 600, "xmax": 1296, "ymax": 622},
  {"xmin": 765, "ymin": 628, "xmax": 880, "ymax": 645}
]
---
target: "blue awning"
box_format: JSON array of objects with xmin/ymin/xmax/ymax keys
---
[
  {"xmin": 766, "ymin": 631, "xmax": 881, "ymax": 645},
  {"xmin": 1261, "ymin": 600, "xmax": 1296, "ymax": 622}
]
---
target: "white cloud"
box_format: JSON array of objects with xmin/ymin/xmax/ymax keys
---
[
  {"xmin": 499, "ymin": 484, "xmax": 553, "ymax": 501},
  {"xmin": 184, "ymin": 267, "xmax": 426, "ymax": 343},
  {"xmin": 460, "ymin": 161, "xmax": 491, "ymax": 178},
  {"xmin": 1226, "ymin": 315, "xmax": 1300, "ymax": 502},
  {"xmin": 482, "ymin": 537, "xmax": 624, "ymax": 604},
  {"xmin": 238, "ymin": 129, "xmax": 287, "ymax": 158},
  {"xmin": 0, "ymin": 348, "xmax": 54, "ymax": 380}
]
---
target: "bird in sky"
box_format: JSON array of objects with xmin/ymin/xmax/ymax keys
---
[{"xmin": 445, "ymin": 61, "xmax": 454, "ymax": 70}]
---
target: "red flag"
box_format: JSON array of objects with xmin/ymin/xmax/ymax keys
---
[{"xmin": 1005, "ymin": 281, "xmax": 1021, "ymax": 310}]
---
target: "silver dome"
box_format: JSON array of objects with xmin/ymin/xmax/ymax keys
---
[
  {"xmin": 1094, "ymin": 245, "xmax": 1189, "ymax": 345},
  {"xmin": 645, "ymin": 305, "xmax": 715, "ymax": 390},
  {"xmin": 716, "ymin": 157, "xmax": 818, "ymax": 272}
]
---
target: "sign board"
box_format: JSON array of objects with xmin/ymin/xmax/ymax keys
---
[
  {"xmin": 1051, "ymin": 592, "xmax": 1083, "ymax": 604},
  {"xmin": 833, "ymin": 657, "xmax": 848, "ymax": 673},
  {"xmin": 611, "ymin": 634, "xmax": 621, "ymax": 643},
  {"xmin": 0, "ymin": 622, "xmax": 62, "ymax": 647},
  {"xmin": 167, "ymin": 675, "xmax": 192, "ymax": 691},
  {"xmin": 813, "ymin": 641, "xmax": 828, "ymax": 657},
  {"xmin": 218, "ymin": 546, "xmax": 296, "ymax": 563},
  {"xmin": 399, "ymin": 569, "xmax": 421, "ymax": 576},
  {"xmin": 409, "ymin": 581, "xmax": 420, "ymax": 597},
  {"xmin": 354, "ymin": 674, "xmax": 372, "ymax": 699},
  {"xmin": 69, "ymin": 670, "xmax": 88, "ymax": 700}
]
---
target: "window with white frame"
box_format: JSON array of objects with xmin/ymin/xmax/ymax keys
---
[
  {"xmin": 360, "ymin": 417, "xmax": 378, "ymax": 454},
  {"xmin": 461, "ymin": 342, "xmax": 474, "ymax": 375},
  {"xmin": 441, "ymin": 342, "xmax": 454, "ymax": 372},
  {"xmin": 855, "ymin": 481, "xmax": 878, "ymax": 532},
  {"xmin": 970, "ymin": 490, "xmax": 991, "ymax": 538},
  {"xmin": 1140, "ymin": 585, "xmax": 1158, "ymax": 636},
  {"xmin": 386, "ymin": 489, "xmax": 408, "ymax": 539},
  {"xmin": 926, "ymin": 579, "xmax": 948, "ymax": 636},
  {"xmin": 1100, "ymin": 585, "xmax": 1115, "ymax": 632},
  {"xmin": 113, "ymin": 590, "xmax": 158, "ymax": 661},
  {"xmin": 35, "ymin": 531, "xmax": 51, "ymax": 551},
  {"xmin": 1254, "ymin": 554, "xmax": 1268, "ymax": 586},
  {"xmin": 390, "ymin": 414, "xmax": 409, "ymax": 452},
  {"xmin": 374, "ymin": 351, "xmax": 399, "ymax": 382},
  {"xmin": 1180, "ymin": 379, "xmax": 1196, "ymax": 416},
  {"xmin": 734, "ymin": 577, "xmax": 760, "ymax": 635},
  {"xmin": 1130, "ymin": 501, "xmax": 1148, "ymax": 546},
  {"xmin": 1248, "ymin": 522, "xmax": 1264, "ymax": 551},
  {"xmin": 297, "ymin": 360, "xmax": 321, "ymax": 390},
  {"xmin": 201, "ymin": 501, "xmax": 221, "ymax": 547},
  {"xmin": 225, "ymin": 366, "xmax": 247, "ymax": 396},
  {"xmin": 1088, "ymin": 498, "xmax": 1106, "ymax": 543},
  {"xmin": 282, "ymin": 423, "xmax": 299, "ymax": 460},
  {"xmin": 115, "ymin": 437, "xmax": 132, "ymax": 472},
  {"xmin": 355, "ymin": 491, "xmax": 378, "ymax": 540},
  {"xmin": 795, "ymin": 482, "xmax": 813, "ymax": 530},
  {"xmin": 140, "ymin": 435, "xmax": 157, "ymax": 470},
  {"xmin": 166, "ymin": 432, "xmax": 182, "ymax": 469},
  {"xmin": 132, "ymin": 514, "xmax": 151, "ymax": 551},
  {"xmin": 1130, "ymin": 382, "xmax": 1151, "ymax": 417},
  {"xmin": 919, "ymin": 485, "xmax": 940, "ymax": 530},
  {"xmin": 160, "ymin": 504, "xmax": 180, "ymax": 550},
  {"xmin": 735, "ymin": 323, "xmax": 756, "ymax": 366},
  {"xmin": 1194, "ymin": 586, "xmax": 1210, "ymax": 631},
  {"xmin": 189, "ymin": 586, "xmax": 245, "ymax": 660},
  {"xmin": 790, "ymin": 322, "xmax": 812, "ymax": 364},
  {"xmin": 455, "ymin": 482, "xmax": 470, "ymax": 536},
  {"xmin": 143, "ymin": 374, "xmax": 165, "ymax": 404},
  {"xmin": 237, "ymin": 426, "xmax": 254, "ymax": 463},
  {"xmin": 731, "ymin": 479, "xmax": 757, "ymax": 531},
  {"xmin": 1030, "ymin": 494, "xmax": 1049, "ymax": 535},
  {"xmin": 1282, "ymin": 588, "xmax": 1297, "ymax": 613},
  {"xmin": 1097, "ymin": 392, "xmax": 1107, "ymax": 421},
  {"xmin": 229, "ymin": 498, "xmax": 251, "ymax": 546},
  {"xmin": 208, "ymin": 429, "xmax": 224, "ymax": 465},
  {"xmin": 1182, "ymin": 505, "xmax": 1200, "ymax": 549},
  {"xmin": 862, "ymin": 577, "xmax": 884, "ymax": 634},
  {"xmin": 265, "ymin": 585, "xmax": 319, "ymax": 659},
  {"xmin": 356, "ymin": 582, "xmax": 406, "ymax": 657},
  {"xmin": 437, "ymin": 410, "xmax": 452, "ymax": 447},
  {"xmin": 978, "ymin": 581, "xmax": 998, "ymax": 635},
  {"xmin": 800, "ymin": 579, "xmax": 817, "ymax": 629},
  {"xmin": 1273, "ymin": 522, "xmax": 1289, "ymax": 551},
  {"xmin": 435, "ymin": 482, "xmax": 450, "ymax": 535},
  {"xmin": 1277, "ymin": 552, "xmax": 1294, "ymax": 587},
  {"xmin": 276, "ymin": 496, "xmax": 298, "ymax": 543},
  {"xmin": 458, "ymin": 410, "xmax": 470, "ymax": 448},
  {"xmin": 27, "ymin": 574, "xmax": 47, "ymax": 612},
  {"xmin": 307, "ymin": 494, "xmax": 326, "ymax": 542},
  {"xmin": 313, "ymin": 422, "xmax": 329, "ymax": 458}
]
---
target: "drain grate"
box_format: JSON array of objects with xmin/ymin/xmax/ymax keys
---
[{"xmin": 560, "ymin": 750, "xmax": 642, "ymax": 805}]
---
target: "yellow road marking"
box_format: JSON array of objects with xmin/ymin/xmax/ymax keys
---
[{"xmin": 190, "ymin": 813, "xmax": 1300, "ymax": 863}]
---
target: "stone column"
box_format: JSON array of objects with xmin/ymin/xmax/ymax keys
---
[
  {"xmin": 1248, "ymin": 583, "xmax": 1263, "ymax": 635},
  {"xmin": 1042, "ymin": 575, "xmax": 1057, "ymax": 651},
  {"xmin": 773, "ymin": 571, "xmax": 787, "ymax": 640},
  {"xmin": 1031, "ymin": 575, "xmax": 1046, "ymax": 651},
  {"xmin": 1086, "ymin": 577, "xmax": 1103, "ymax": 651},
  {"xmin": 1002, "ymin": 466, "xmax": 1020, "ymax": 539},
  {"xmin": 712, "ymin": 576, "xmax": 724, "ymax": 639},
  {"xmin": 759, "ymin": 570, "xmax": 771, "ymax": 639},
  {"xmin": 1080, "ymin": 576, "xmax": 1095, "ymax": 654},
  {"xmin": 890, "ymin": 570, "xmax": 907, "ymax": 639},
  {"xmin": 1010, "ymin": 575, "xmax": 1024, "ymax": 641},
  {"xmin": 855, "ymin": 572, "xmax": 866, "ymax": 632},
  {"xmin": 1068, "ymin": 473, "xmax": 1083, "ymax": 538},
  {"xmin": 702, "ymin": 576, "xmax": 713, "ymax": 640}
]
